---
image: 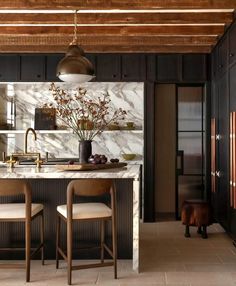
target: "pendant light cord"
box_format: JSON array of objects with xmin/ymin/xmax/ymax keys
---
[{"xmin": 71, "ymin": 10, "xmax": 78, "ymax": 45}]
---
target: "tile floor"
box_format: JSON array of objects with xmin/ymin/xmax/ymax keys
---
[{"xmin": 1, "ymin": 221, "xmax": 236, "ymax": 285}]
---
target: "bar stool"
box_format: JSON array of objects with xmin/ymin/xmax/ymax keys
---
[
  {"xmin": 56, "ymin": 179, "xmax": 117, "ymax": 285},
  {"xmin": 0, "ymin": 179, "xmax": 44, "ymax": 282}
]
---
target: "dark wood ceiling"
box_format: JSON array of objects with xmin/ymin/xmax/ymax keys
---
[{"xmin": 0, "ymin": 0, "xmax": 235, "ymax": 53}]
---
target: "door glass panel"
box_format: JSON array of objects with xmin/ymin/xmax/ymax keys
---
[
  {"xmin": 178, "ymin": 132, "xmax": 202, "ymax": 174},
  {"xmin": 178, "ymin": 87, "xmax": 202, "ymax": 131},
  {"xmin": 176, "ymin": 85, "xmax": 205, "ymax": 218},
  {"xmin": 178, "ymin": 176, "xmax": 203, "ymax": 216}
]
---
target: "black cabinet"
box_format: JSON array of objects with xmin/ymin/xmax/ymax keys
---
[
  {"xmin": 46, "ymin": 54, "xmax": 63, "ymax": 81},
  {"xmin": 230, "ymin": 63, "xmax": 236, "ymax": 110},
  {"xmin": 0, "ymin": 55, "xmax": 19, "ymax": 81},
  {"xmin": 217, "ymin": 36, "xmax": 228, "ymax": 78},
  {"xmin": 217, "ymin": 74, "xmax": 230, "ymax": 229},
  {"xmin": 211, "ymin": 49, "xmax": 217, "ymax": 80},
  {"xmin": 182, "ymin": 54, "xmax": 207, "ymax": 82},
  {"xmin": 229, "ymin": 24, "xmax": 236, "ymax": 65},
  {"xmin": 96, "ymin": 54, "xmax": 120, "ymax": 81},
  {"xmin": 157, "ymin": 54, "xmax": 181, "ymax": 82},
  {"xmin": 211, "ymin": 80, "xmax": 218, "ymax": 118},
  {"xmin": 121, "ymin": 54, "xmax": 146, "ymax": 81},
  {"xmin": 146, "ymin": 54, "xmax": 157, "ymax": 81},
  {"xmin": 20, "ymin": 55, "xmax": 45, "ymax": 81}
]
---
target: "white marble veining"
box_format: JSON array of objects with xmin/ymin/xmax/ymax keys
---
[
  {"xmin": 0, "ymin": 82, "xmax": 144, "ymax": 160},
  {"xmin": 0, "ymin": 164, "xmax": 140, "ymax": 179}
]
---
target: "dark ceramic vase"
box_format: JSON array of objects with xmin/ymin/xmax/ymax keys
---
[{"xmin": 79, "ymin": 140, "xmax": 92, "ymax": 163}]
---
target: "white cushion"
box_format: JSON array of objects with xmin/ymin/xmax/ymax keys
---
[
  {"xmin": 57, "ymin": 203, "xmax": 112, "ymax": 219},
  {"xmin": 0, "ymin": 203, "xmax": 43, "ymax": 219}
]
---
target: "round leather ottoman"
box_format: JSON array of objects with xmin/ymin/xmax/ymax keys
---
[{"xmin": 181, "ymin": 199, "xmax": 212, "ymax": 239}]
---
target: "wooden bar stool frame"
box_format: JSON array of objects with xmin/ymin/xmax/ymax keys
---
[
  {"xmin": 56, "ymin": 179, "xmax": 117, "ymax": 285},
  {"xmin": 0, "ymin": 179, "xmax": 44, "ymax": 282}
]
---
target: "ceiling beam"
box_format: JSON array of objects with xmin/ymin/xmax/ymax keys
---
[
  {"xmin": 0, "ymin": 25, "xmax": 224, "ymax": 36},
  {"xmin": 0, "ymin": 0, "xmax": 235, "ymax": 10},
  {"xmin": 0, "ymin": 45, "xmax": 212, "ymax": 53},
  {"xmin": 0, "ymin": 35, "xmax": 216, "ymax": 46},
  {"xmin": 0, "ymin": 12, "xmax": 232, "ymax": 24}
]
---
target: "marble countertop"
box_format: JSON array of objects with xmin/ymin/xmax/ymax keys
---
[{"xmin": 0, "ymin": 164, "xmax": 141, "ymax": 179}]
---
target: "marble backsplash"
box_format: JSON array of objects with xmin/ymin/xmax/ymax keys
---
[{"xmin": 0, "ymin": 82, "xmax": 144, "ymax": 160}]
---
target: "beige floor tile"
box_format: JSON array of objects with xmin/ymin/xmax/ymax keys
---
[
  {"xmin": 97, "ymin": 271, "xmax": 166, "ymax": 285},
  {"xmin": 166, "ymin": 272, "xmax": 234, "ymax": 285},
  {"xmin": 1, "ymin": 222, "xmax": 236, "ymax": 286}
]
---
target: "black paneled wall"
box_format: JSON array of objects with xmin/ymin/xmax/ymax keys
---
[{"xmin": 211, "ymin": 19, "xmax": 236, "ymax": 234}]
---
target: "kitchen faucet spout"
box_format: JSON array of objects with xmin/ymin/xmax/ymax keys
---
[{"xmin": 24, "ymin": 128, "xmax": 37, "ymax": 154}]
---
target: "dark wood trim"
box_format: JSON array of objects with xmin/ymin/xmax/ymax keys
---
[{"xmin": 144, "ymin": 82, "xmax": 155, "ymax": 222}]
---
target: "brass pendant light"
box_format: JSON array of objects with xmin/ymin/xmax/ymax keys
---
[{"xmin": 57, "ymin": 10, "xmax": 95, "ymax": 83}]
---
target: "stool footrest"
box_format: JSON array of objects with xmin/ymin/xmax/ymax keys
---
[
  {"xmin": 30, "ymin": 243, "xmax": 44, "ymax": 258},
  {"xmin": 0, "ymin": 263, "xmax": 25, "ymax": 269},
  {"xmin": 72, "ymin": 261, "xmax": 114, "ymax": 270},
  {"xmin": 103, "ymin": 243, "xmax": 113, "ymax": 258}
]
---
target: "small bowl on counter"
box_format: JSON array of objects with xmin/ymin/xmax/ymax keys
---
[{"xmin": 122, "ymin": 153, "xmax": 136, "ymax": 161}]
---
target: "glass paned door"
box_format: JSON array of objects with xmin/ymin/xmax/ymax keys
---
[{"xmin": 176, "ymin": 86, "xmax": 205, "ymax": 217}]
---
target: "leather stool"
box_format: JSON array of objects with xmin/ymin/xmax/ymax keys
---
[
  {"xmin": 181, "ymin": 199, "xmax": 212, "ymax": 239},
  {"xmin": 0, "ymin": 179, "xmax": 44, "ymax": 282},
  {"xmin": 56, "ymin": 179, "xmax": 117, "ymax": 285}
]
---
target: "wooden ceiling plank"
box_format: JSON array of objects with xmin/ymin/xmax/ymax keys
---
[
  {"xmin": 0, "ymin": 0, "xmax": 235, "ymax": 10},
  {"xmin": 0, "ymin": 12, "xmax": 232, "ymax": 24},
  {"xmin": 0, "ymin": 45, "xmax": 212, "ymax": 53},
  {"xmin": 0, "ymin": 25, "xmax": 224, "ymax": 35},
  {"xmin": 0, "ymin": 35, "xmax": 217, "ymax": 46}
]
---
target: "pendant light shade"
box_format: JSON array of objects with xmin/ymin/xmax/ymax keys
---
[{"xmin": 57, "ymin": 11, "xmax": 95, "ymax": 83}]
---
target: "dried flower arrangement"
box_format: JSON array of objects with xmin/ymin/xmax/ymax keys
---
[{"xmin": 45, "ymin": 83, "xmax": 126, "ymax": 141}]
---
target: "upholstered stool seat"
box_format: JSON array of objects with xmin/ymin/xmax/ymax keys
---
[
  {"xmin": 0, "ymin": 203, "xmax": 43, "ymax": 219},
  {"xmin": 56, "ymin": 179, "xmax": 117, "ymax": 285},
  {"xmin": 0, "ymin": 179, "xmax": 45, "ymax": 282},
  {"xmin": 181, "ymin": 199, "xmax": 212, "ymax": 239},
  {"xmin": 57, "ymin": 202, "xmax": 112, "ymax": 220}
]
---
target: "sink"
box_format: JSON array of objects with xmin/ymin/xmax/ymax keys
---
[{"xmin": 19, "ymin": 158, "xmax": 80, "ymax": 165}]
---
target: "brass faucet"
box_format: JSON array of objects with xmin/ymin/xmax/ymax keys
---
[
  {"xmin": 6, "ymin": 128, "xmax": 43, "ymax": 168},
  {"xmin": 24, "ymin": 128, "xmax": 37, "ymax": 154}
]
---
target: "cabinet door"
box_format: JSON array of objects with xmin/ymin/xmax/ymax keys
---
[
  {"xmin": 230, "ymin": 63, "xmax": 236, "ymax": 110},
  {"xmin": 46, "ymin": 54, "xmax": 63, "ymax": 81},
  {"xmin": 211, "ymin": 49, "xmax": 217, "ymax": 80},
  {"xmin": 0, "ymin": 55, "xmax": 19, "ymax": 81},
  {"xmin": 121, "ymin": 54, "xmax": 146, "ymax": 81},
  {"xmin": 211, "ymin": 80, "xmax": 218, "ymax": 118},
  {"xmin": 86, "ymin": 54, "xmax": 96, "ymax": 81},
  {"xmin": 229, "ymin": 24, "xmax": 236, "ymax": 65},
  {"xmin": 20, "ymin": 55, "xmax": 45, "ymax": 81},
  {"xmin": 217, "ymin": 75, "xmax": 230, "ymax": 229},
  {"xmin": 217, "ymin": 36, "xmax": 228, "ymax": 77},
  {"xmin": 146, "ymin": 54, "xmax": 157, "ymax": 81},
  {"xmin": 157, "ymin": 54, "xmax": 181, "ymax": 82},
  {"xmin": 96, "ymin": 54, "xmax": 120, "ymax": 81},
  {"xmin": 182, "ymin": 54, "xmax": 207, "ymax": 82}
]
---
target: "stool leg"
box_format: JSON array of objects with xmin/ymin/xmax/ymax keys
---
[
  {"xmin": 185, "ymin": 225, "xmax": 191, "ymax": 238},
  {"xmin": 25, "ymin": 218, "xmax": 31, "ymax": 282},
  {"xmin": 40, "ymin": 211, "xmax": 44, "ymax": 265},
  {"xmin": 112, "ymin": 217, "xmax": 117, "ymax": 279},
  {"xmin": 197, "ymin": 226, "xmax": 202, "ymax": 234},
  {"xmin": 67, "ymin": 219, "xmax": 73, "ymax": 285},
  {"xmin": 202, "ymin": 226, "xmax": 208, "ymax": 239},
  {"xmin": 56, "ymin": 214, "xmax": 61, "ymax": 269},
  {"xmin": 100, "ymin": 220, "xmax": 105, "ymax": 263}
]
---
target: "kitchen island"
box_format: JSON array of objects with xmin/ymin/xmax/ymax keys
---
[{"xmin": 0, "ymin": 164, "xmax": 141, "ymax": 272}]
